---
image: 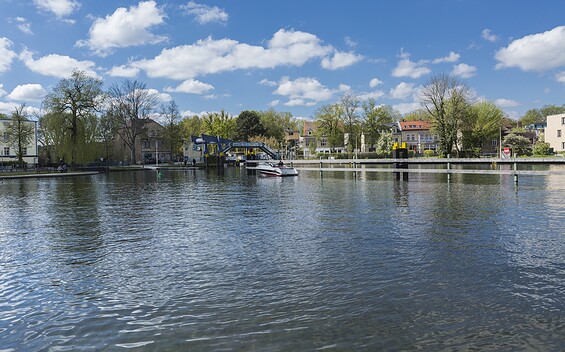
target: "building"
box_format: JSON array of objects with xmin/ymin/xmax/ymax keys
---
[
  {"xmin": 114, "ymin": 119, "xmax": 171, "ymax": 164},
  {"xmin": 545, "ymin": 113, "xmax": 565, "ymax": 152},
  {"xmin": 0, "ymin": 117, "xmax": 38, "ymax": 166},
  {"xmin": 397, "ymin": 120, "xmax": 437, "ymax": 153}
]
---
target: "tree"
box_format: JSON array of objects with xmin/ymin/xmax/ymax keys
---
[
  {"xmin": 362, "ymin": 101, "xmax": 398, "ymax": 150},
  {"xmin": 4, "ymin": 104, "xmax": 34, "ymax": 166},
  {"xmin": 503, "ymin": 133, "xmax": 531, "ymax": 156},
  {"xmin": 462, "ymin": 100, "xmax": 503, "ymax": 156},
  {"xmin": 160, "ymin": 100, "xmax": 182, "ymax": 162},
  {"xmin": 340, "ymin": 94, "xmax": 360, "ymax": 152},
  {"xmin": 107, "ymin": 80, "xmax": 159, "ymax": 164},
  {"xmin": 43, "ymin": 69, "xmax": 103, "ymax": 167},
  {"xmin": 532, "ymin": 141, "xmax": 552, "ymax": 156},
  {"xmin": 314, "ymin": 103, "xmax": 343, "ymax": 151},
  {"xmin": 202, "ymin": 109, "xmax": 236, "ymax": 139},
  {"xmin": 376, "ymin": 132, "xmax": 394, "ymax": 157},
  {"xmin": 236, "ymin": 110, "xmax": 265, "ymax": 141},
  {"xmin": 260, "ymin": 109, "xmax": 297, "ymax": 149},
  {"xmin": 420, "ymin": 73, "xmax": 473, "ymax": 157}
]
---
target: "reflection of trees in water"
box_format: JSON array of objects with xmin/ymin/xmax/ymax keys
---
[{"xmin": 393, "ymin": 181, "xmax": 409, "ymax": 208}]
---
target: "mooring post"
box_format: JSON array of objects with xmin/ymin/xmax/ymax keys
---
[
  {"xmin": 320, "ymin": 157, "xmax": 323, "ymax": 177},
  {"xmin": 513, "ymin": 162, "xmax": 518, "ymax": 185},
  {"xmin": 447, "ymin": 158, "xmax": 451, "ymax": 182}
]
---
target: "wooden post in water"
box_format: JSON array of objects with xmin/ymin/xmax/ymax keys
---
[{"xmin": 513, "ymin": 162, "xmax": 518, "ymax": 185}]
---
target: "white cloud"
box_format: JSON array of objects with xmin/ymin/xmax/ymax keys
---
[
  {"xmin": 19, "ymin": 48, "xmax": 98, "ymax": 78},
  {"xmin": 494, "ymin": 98, "xmax": 520, "ymax": 108},
  {"xmin": 129, "ymin": 29, "xmax": 334, "ymax": 80},
  {"xmin": 390, "ymin": 82, "xmax": 416, "ymax": 100},
  {"xmin": 392, "ymin": 51, "xmax": 430, "ymax": 79},
  {"xmin": 432, "ymin": 51, "xmax": 460, "ymax": 64},
  {"xmin": 181, "ymin": 1, "xmax": 228, "ymax": 25},
  {"xmin": 15, "ymin": 17, "xmax": 33, "ymax": 35},
  {"xmin": 482, "ymin": 28, "xmax": 498, "ymax": 42},
  {"xmin": 107, "ymin": 65, "xmax": 140, "ymax": 78},
  {"xmin": 145, "ymin": 88, "xmax": 172, "ymax": 103},
  {"xmin": 556, "ymin": 71, "xmax": 565, "ymax": 84},
  {"xmin": 357, "ymin": 90, "xmax": 385, "ymax": 101},
  {"xmin": 495, "ymin": 26, "xmax": 565, "ymax": 71},
  {"xmin": 321, "ymin": 51, "xmax": 363, "ymax": 70},
  {"xmin": 0, "ymin": 84, "xmax": 6, "ymax": 97},
  {"xmin": 369, "ymin": 78, "xmax": 383, "ymax": 88},
  {"xmin": 269, "ymin": 100, "xmax": 280, "ymax": 107},
  {"xmin": 0, "ymin": 38, "xmax": 17, "ymax": 73},
  {"xmin": 452, "ymin": 63, "xmax": 477, "ymax": 78},
  {"xmin": 33, "ymin": 0, "xmax": 80, "ymax": 20},
  {"xmin": 273, "ymin": 76, "xmax": 335, "ymax": 106},
  {"xmin": 164, "ymin": 79, "xmax": 214, "ymax": 94},
  {"xmin": 77, "ymin": 0, "xmax": 166, "ymax": 57},
  {"xmin": 7, "ymin": 84, "xmax": 47, "ymax": 101},
  {"xmin": 393, "ymin": 102, "xmax": 421, "ymax": 115},
  {"xmin": 344, "ymin": 36, "xmax": 358, "ymax": 49},
  {"xmin": 259, "ymin": 78, "xmax": 277, "ymax": 87}
]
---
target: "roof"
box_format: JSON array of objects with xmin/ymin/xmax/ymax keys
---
[{"xmin": 399, "ymin": 120, "xmax": 431, "ymax": 131}]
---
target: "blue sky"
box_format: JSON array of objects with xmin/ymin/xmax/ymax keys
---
[{"xmin": 1, "ymin": 0, "xmax": 565, "ymax": 121}]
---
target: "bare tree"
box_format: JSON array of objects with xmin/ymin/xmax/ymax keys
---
[
  {"xmin": 160, "ymin": 100, "xmax": 182, "ymax": 163},
  {"xmin": 340, "ymin": 93, "xmax": 360, "ymax": 152},
  {"xmin": 107, "ymin": 80, "xmax": 159, "ymax": 164},
  {"xmin": 420, "ymin": 73, "xmax": 472, "ymax": 157}
]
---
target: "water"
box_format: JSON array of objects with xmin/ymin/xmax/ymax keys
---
[{"xmin": 1, "ymin": 167, "xmax": 564, "ymax": 351}]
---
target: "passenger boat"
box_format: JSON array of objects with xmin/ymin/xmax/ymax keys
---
[{"xmin": 255, "ymin": 161, "xmax": 298, "ymax": 177}]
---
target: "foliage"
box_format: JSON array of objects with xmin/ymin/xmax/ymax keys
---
[
  {"xmin": 43, "ymin": 69, "xmax": 103, "ymax": 166},
  {"xmin": 520, "ymin": 104, "xmax": 565, "ymax": 127},
  {"xmin": 423, "ymin": 149, "xmax": 435, "ymax": 157},
  {"xmin": 375, "ymin": 132, "xmax": 394, "ymax": 157},
  {"xmin": 420, "ymin": 73, "xmax": 473, "ymax": 157},
  {"xmin": 361, "ymin": 100, "xmax": 398, "ymax": 149},
  {"xmin": 201, "ymin": 109, "xmax": 236, "ymax": 139},
  {"xmin": 107, "ymin": 80, "xmax": 159, "ymax": 164},
  {"xmin": 532, "ymin": 141, "xmax": 552, "ymax": 156},
  {"xmin": 314, "ymin": 103, "xmax": 343, "ymax": 151},
  {"xmin": 179, "ymin": 115, "xmax": 203, "ymax": 138},
  {"xmin": 260, "ymin": 109, "xmax": 297, "ymax": 147},
  {"xmin": 236, "ymin": 110, "xmax": 265, "ymax": 141},
  {"xmin": 461, "ymin": 100, "xmax": 503, "ymax": 155},
  {"xmin": 502, "ymin": 133, "xmax": 531, "ymax": 156},
  {"xmin": 340, "ymin": 94, "xmax": 360, "ymax": 151},
  {"xmin": 4, "ymin": 104, "xmax": 35, "ymax": 166}
]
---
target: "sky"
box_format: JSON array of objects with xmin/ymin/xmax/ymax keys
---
[{"xmin": 1, "ymin": 0, "xmax": 565, "ymax": 122}]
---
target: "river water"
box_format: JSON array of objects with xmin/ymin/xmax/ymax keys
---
[{"xmin": 1, "ymin": 167, "xmax": 564, "ymax": 351}]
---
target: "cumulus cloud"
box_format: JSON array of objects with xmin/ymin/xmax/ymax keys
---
[
  {"xmin": 432, "ymin": 51, "xmax": 460, "ymax": 64},
  {"xmin": 14, "ymin": 17, "xmax": 33, "ymax": 35},
  {"xmin": 259, "ymin": 78, "xmax": 277, "ymax": 87},
  {"xmin": 321, "ymin": 51, "xmax": 363, "ymax": 70},
  {"xmin": 19, "ymin": 48, "xmax": 98, "ymax": 78},
  {"xmin": 369, "ymin": 78, "xmax": 383, "ymax": 88},
  {"xmin": 0, "ymin": 84, "xmax": 6, "ymax": 97},
  {"xmin": 494, "ymin": 98, "xmax": 520, "ymax": 108},
  {"xmin": 77, "ymin": 0, "xmax": 166, "ymax": 57},
  {"xmin": 495, "ymin": 26, "xmax": 565, "ymax": 71},
  {"xmin": 392, "ymin": 51, "xmax": 430, "ymax": 79},
  {"xmin": 33, "ymin": 0, "xmax": 80, "ymax": 21},
  {"xmin": 164, "ymin": 79, "xmax": 214, "ymax": 94},
  {"xmin": 0, "ymin": 37, "xmax": 17, "ymax": 73},
  {"xmin": 344, "ymin": 36, "xmax": 358, "ymax": 49},
  {"xmin": 390, "ymin": 82, "xmax": 416, "ymax": 100},
  {"xmin": 129, "ymin": 29, "xmax": 335, "ymax": 80},
  {"xmin": 181, "ymin": 1, "xmax": 228, "ymax": 24},
  {"xmin": 357, "ymin": 90, "xmax": 385, "ymax": 101},
  {"xmin": 7, "ymin": 84, "xmax": 47, "ymax": 101},
  {"xmin": 556, "ymin": 71, "xmax": 565, "ymax": 84},
  {"xmin": 452, "ymin": 63, "xmax": 477, "ymax": 78},
  {"xmin": 393, "ymin": 102, "xmax": 421, "ymax": 115},
  {"xmin": 482, "ymin": 28, "xmax": 498, "ymax": 42},
  {"xmin": 107, "ymin": 65, "xmax": 140, "ymax": 77},
  {"xmin": 273, "ymin": 76, "xmax": 335, "ymax": 107}
]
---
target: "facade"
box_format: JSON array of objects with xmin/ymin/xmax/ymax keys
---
[
  {"xmin": 114, "ymin": 119, "xmax": 171, "ymax": 164},
  {"xmin": 0, "ymin": 118, "xmax": 38, "ymax": 165},
  {"xmin": 397, "ymin": 120, "xmax": 437, "ymax": 153},
  {"xmin": 545, "ymin": 113, "xmax": 565, "ymax": 152}
]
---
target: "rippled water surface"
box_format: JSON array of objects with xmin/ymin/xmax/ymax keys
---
[{"xmin": 1, "ymin": 168, "xmax": 564, "ymax": 351}]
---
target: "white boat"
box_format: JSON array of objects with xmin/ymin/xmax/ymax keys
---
[{"xmin": 255, "ymin": 162, "xmax": 298, "ymax": 177}]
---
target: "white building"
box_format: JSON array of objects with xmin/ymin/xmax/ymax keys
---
[
  {"xmin": 0, "ymin": 118, "xmax": 38, "ymax": 165},
  {"xmin": 545, "ymin": 113, "xmax": 565, "ymax": 152}
]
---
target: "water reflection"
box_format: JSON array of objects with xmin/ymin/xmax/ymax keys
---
[{"xmin": 0, "ymin": 169, "xmax": 563, "ymax": 350}]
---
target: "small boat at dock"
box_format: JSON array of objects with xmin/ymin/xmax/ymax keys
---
[{"xmin": 254, "ymin": 161, "xmax": 298, "ymax": 177}]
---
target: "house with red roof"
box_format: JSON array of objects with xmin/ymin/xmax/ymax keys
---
[{"xmin": 397, "ymin": 120, "xmax": 437, "ymax": 153}]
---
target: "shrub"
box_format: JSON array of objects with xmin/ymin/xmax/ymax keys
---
[{"xmin": 423, "ymin": 149, "xmax": 435, "ymax": 158}]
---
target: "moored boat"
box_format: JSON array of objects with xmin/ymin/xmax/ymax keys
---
[{"xmin": 255, "ymin": 161, "xmax": 298, "ymax": 177}]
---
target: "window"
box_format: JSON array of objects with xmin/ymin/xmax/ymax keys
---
[
  {"xmin": 558, "ymin": 130, "xmax": 562, "ymax": 138},
  {"xmin": 492, "ymin": 139, "xmax": 498, "ymax": 146},
  {"xmin": 3, "ymin": 147, "xmax": 9, "ymax": 156},
  {"xmin": 142, "ymin": 140, "xmax": 151, "ymax": 149},
  {"xmin": 563, "ymin": 142, "xmax": 565, "ymax": 150},
  {"xmin": 2, "ymin": 132, "xmax": 8, "ymax": 142},
  {"xmin": 562, "ymin": 117, "xmax": 565, "ymax": 124},
  {"xmin": 22, "ymin": 148, "xmax": 27, "ymax": 156}
]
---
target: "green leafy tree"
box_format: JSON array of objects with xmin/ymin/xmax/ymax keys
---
[
  {"xmin": 4, "ymin": 104, "xmax": 35, "ymax": 166},
  {"xmin": 532, "ymin": 141, "xmax": 551, "ymax": 156},
  {"xmin": 362, "ymin": 101, "xmax": 399, "ymax": 150},
  {"xmin": 43, "ymin": 69, "xmax": 103, "ymax": 167},
  {"xmin": 236, "ymin": 110, "xmax": 265, "ymax": 141},
  {"xmin": 420, "ymin": 73, "xmax": 473, "ymax": 157},
  {"xmin": 38, "ymin": 112, "xmax": 68, "ymax": 165},
  {"xmin": 179, "ymin": 115, "xmax": 203, "ymax": 138},
  {"xmin": 202, "ymin": 109, "xmax": 236, "ymax": 139},
  {"xmin": 107, "ymin": 80, "xmax": 159, "ymax": 164},
  {"xmin": 375, "ymin": 132, "xmax": 394, "ymax": 157},
  {"xmin": 462, "ymin": 100, "xmax": 503, "ymax": 156},
  {"xmin": 314, "ymin": 103, "xmax": 343, "ymax": 151},
  {"xmin": 503, "ymin": 133, "xmax": 531, "ymax": 156}
]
